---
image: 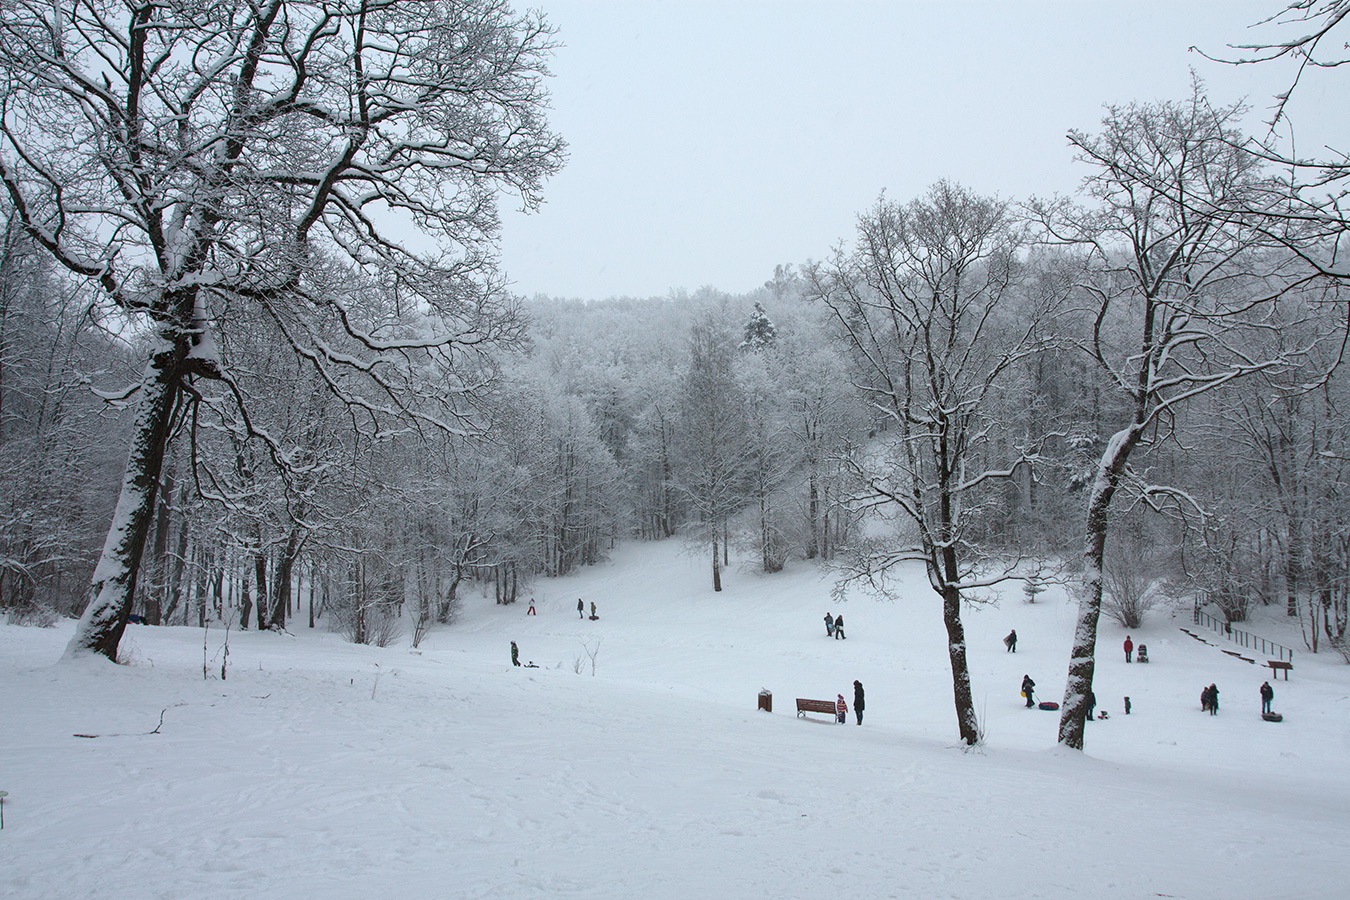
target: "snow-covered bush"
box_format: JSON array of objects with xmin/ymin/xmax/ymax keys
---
[
  {"xmin": 1102, "ymin": 561, "xmax": 1167, "ymax": 628},
  {"xmin": 4, "ymin": 599, "xmax": 58, "ymax": 627}
]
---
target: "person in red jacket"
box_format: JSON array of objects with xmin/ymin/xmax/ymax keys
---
[
  {"xmin": 835, "ymin": 693, "xmax": 848, "ymax": 723},
  {"xmin": 1123, "ymin": 634, "xmax": 1134, "ymax": 663}
]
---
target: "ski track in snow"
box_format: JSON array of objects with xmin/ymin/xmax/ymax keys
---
[{"xmin": 3, "ymin": 540, "xmax": 1348, "ymax": 899}]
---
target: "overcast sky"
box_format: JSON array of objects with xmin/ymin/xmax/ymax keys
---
[{"xmin": 497, "ymin": 1, "xmax": 1343, "ymax": 301}]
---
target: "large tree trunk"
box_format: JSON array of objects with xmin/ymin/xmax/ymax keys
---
[
  {"xmin": 269, "ymin": 521, "xmax": 303, "ymax": 630},
  {"xmin": 942, "ymin": 581, "xmax": 980, "ymax": 745},
  {"xmin": 64, "ymin": 338, "xmax": 183, "ymax": 660},
  {"xmin": 1058, "ymin": 425, "xmax": 1141, "ymax": 750}
]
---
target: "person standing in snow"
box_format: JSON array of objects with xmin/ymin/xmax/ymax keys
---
[
  {"xmin": 1021, "ymin": 674, "xmax": 1035, "ymax": 708},
  {"xmin": 510, "ymin": 641, "xmax": 520, "ymax": 666},
  {"xmin": 833, "ymin": 614, "xmax": 846, "ymax": 639},
  {"xmin": 1123, "ymin": 634, "xmax": 1134, "ymax": 663},
  {"xmin": 590, "ymin": 601, "xmax": 597, "ymax": 620},
  {"xmin": 526, "ymin": 599, "xmax": 536, "ymax": 615},
  {"xmin": 1085, "ymin": 690, "xmax": 1096, "ymax": 722},
  {"xmin": 825, "ymin": 612, "xmax": 835, "ymax": 637},
  {"xmin": 853, "ymin": 680, "xmax": 865, "ymax": 725},
  {"xmin": 836, "ymin": 693, "xmax": 848, "ymax": 724},
  {"xmin": 1004, "ymin": 629, "xmax": 1017, "ymax": 652},
  {"xmin": 1260, "ymin": 680, "xmax": 1274, "ymax": 715},
  {"xmin": 577, "ymin": 598, "xmax": 584, "ymax": 619},
  {"xmin": 1208, "ymin": 683, "xmax": 1220, "ymax": 715}
]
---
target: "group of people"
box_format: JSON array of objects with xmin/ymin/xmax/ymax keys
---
[
  {"xmin": 835, "ymin": 680, "xmax": 865, "ymax": 724},
  {"xmin": 823, "ymin": 612, "xmax": 846, "ymax": 639},
  {"xmin": 519, "ymin": 597, "xmax": 597, "ymax": 619}
]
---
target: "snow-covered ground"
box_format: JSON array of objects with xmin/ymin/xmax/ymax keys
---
[{"xmin": 3, "ymin": 540, "xmax": 1347, "ymax": 900}]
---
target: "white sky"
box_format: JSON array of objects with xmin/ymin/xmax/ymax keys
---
[{"xmin": 498, "ymin": 1, "xmax": 1344, "ymax": 300}]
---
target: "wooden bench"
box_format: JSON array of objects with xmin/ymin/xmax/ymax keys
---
[
  {"xmin": 1266, "ymin": 659, "xmax": 1292, "ymax": 680},
  {"xmin": 796, "ymin": 698, "xmax": 838, "ymax": 720}
]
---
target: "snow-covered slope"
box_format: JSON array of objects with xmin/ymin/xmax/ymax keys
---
[{"xmin": 3, "ymin": 540, "xmax": 1346, "ymax": 899}]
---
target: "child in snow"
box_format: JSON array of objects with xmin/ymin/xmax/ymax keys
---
[
  {"xmin": 825, "ymin": 612, "xmax": 835, "ymax": 637},
  {"xmin": 836, "ymin": 694, "xmax": 848, "ymax": 723},
  {"xmin": 1004, "ymin": 629, "xmax": 1017, "ymax": 652},
  {"xmin": 1123, "ymin": 635, "xmax": 1134, "ymax": 663},
  {"xmin": 527, "ymin": 599, "xmax": 536, "ymax": 615},
  {"xmin": 590, "ymin": 601, "xmax": 597, "ymax": 620},
  {"xmin": 833, "ymin": 614, "xmax": 846, "ymax": 639},
  {"xmin": 510, "ymin": 641, "xmax": 520, "ymax": 666},
  {"xmin": 1021, "ymin": 675, "xmax": 1035, "ymax": 708}
]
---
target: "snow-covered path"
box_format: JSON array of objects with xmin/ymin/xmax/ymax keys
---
[{"xmin": 3, "ymin": 541, "xmax": 1347, "ymax": 899}]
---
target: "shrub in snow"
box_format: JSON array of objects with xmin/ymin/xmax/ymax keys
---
[
  {"xmin": 1102, "ymin": 565, "xmax": 1168, "ymax": 629},
  {"xmin": 4, "ymin": 600, "xmax": 58, "ymax": 628}
]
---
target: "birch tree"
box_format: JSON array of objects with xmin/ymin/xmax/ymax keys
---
[
  {"xmin": 0, "ymin": 0, "xmax": 563, "ymax": 660},
  {"xmin": 810, "ymin": 181, "xmax": 1042, "ymax": 746},
  {"xmin": 1034, "ymin": 87, "xmax": 1321, "ymax": 750}
]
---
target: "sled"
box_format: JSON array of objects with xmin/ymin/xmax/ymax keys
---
[
  {"xmin": 1038, "ymin": 701, "xmax": 1060, "ymax": 711},
  {"xmin": 588, "ymin": 614, "xmax": 599, "ymax": 620},
  {"xmin": 1262, "ymin": 712, "xmax": 1283, "ymax": 722}
]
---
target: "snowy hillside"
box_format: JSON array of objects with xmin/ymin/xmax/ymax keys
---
[{"xmin": 3, "ymin": 540, "xmax": 1348, "ymax": 900}]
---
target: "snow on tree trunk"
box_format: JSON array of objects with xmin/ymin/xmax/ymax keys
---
[
  {"xmin": 64, "ymin": 337, "xmax": 183, "ymax": 660},
  {"xmin": 1059, "ymin": 426, "xmax": 1140, "ymax": 749}
]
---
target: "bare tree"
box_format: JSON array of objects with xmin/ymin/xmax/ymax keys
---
[
  {"xmin": 675, "ymin": 310, "xmax": 750, "ymax": 591},
  {"xmin": 0, "ymin": 0, "xmax": 563, "ymax": 661},
  {"xmin": 1032, "ymin": 85, "xmax": 1322, "ymax": 750},
  {"xmin": 810, "ymin": 181, "xmax": 1043, "ymax": 746}
]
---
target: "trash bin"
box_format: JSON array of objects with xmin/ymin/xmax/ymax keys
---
[{"xmin": 758, "ymin": 690, "xmax": 772, "ymax": 712}]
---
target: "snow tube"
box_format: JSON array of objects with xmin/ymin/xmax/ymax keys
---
[
  {"xmin": 1038, "ymin": 701, "xmax": 1060, "ymax": 711},
  {"xmin": 1262, "ymin": 712, "xmax": 1283, "ymax": 722}
]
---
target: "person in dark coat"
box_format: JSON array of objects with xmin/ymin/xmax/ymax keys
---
[
  {"xmin": 590, "ymin": 601, "xmax": 597, "ymax": 620},
  {"xmin": 1085, "ymin": 690, "xmax": 1096, "ymax": 722},
  {"xmin": 853, "ymin": 680, "xmax": 865, "ymax": 725},
  {"xmin": 833, "ymin": 614, "xmax": 846, "ymax": 639},
  {"xmin": 1003, "ymin": 629, "xmax": 1017, "ymax": 652},
  {"xmin": 1021, "ymin": 674, "xmax": 1035, "ymax": 708},
  {"xmin": 1260, "ymin": 680, "xmax": 1274, "ymax": 715},
  {"xmin": 510, "ymin": 641, "xmax": 520, "ymax": 666},
  {"xmin": 577, "ymin": 598, "xmax": 584, "ymax": 619},
  {"xmin": 1200, "ymin": 685, "xmax": 1211, "ymax": 712},
  {"xmin": 1208, "ymin": 683, "xmax": 1219, "ymax": 715},
  {"xmin": 824, "ymin": 612, "xmax": 835, "ymax": 637},
  {"xmin": 1123, "ymin": 635, "xmax": 1134, "ymax": 663}
]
